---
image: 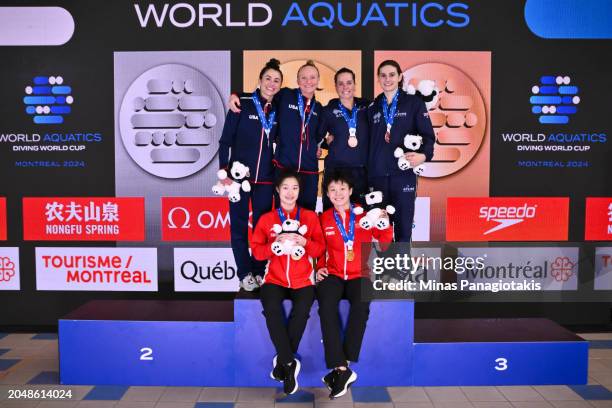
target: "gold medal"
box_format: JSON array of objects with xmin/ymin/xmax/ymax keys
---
[{"xmin": 347, "ymin": 249, "xmax": 355, "ymax": 262}]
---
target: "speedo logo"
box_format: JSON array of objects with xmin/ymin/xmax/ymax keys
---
[{"xmin": 479, "ymin": 204, "xmax": 538, "ymax": 235}]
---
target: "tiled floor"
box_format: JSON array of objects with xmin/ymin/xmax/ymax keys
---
[{"xmin": 1, "ymin": 333, "xmax": 612, "ymax": 407}]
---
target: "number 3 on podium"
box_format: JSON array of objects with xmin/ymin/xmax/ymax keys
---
[{"xmin": 495, "ymin": 357, "xmax": 508, "ymax": 371}]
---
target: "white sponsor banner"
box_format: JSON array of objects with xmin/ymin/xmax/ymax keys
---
[
  {"xmin": 174, "ymin": 248, "xmax": 239, "ymax": 292},
  {"xmin": 36, "ymin": 247, "xmax": 157, "ymax": 291},
  {"xmin": 457, "ymin": 247, "xmax": 579, "ymax": 291},
  {"xmin": 412, "ymin": 197, "xmax": 430, "ymax": 242},
  {"xmin": 0, "ymin": 247, "xmax": 20, "ymax": 291},
  {"xmin": 595, "ymin": 247, "xmax": 612, "ymax": 290}
]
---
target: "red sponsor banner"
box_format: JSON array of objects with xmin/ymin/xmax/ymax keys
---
[
  {"xmin": 585, "ymin": 198, "xmax": 612, "ymax": 241},
  {"xmin": 0, "ymin": 198, "xmax": 6, "ymax": 240},
  {"xmin": 162, "ymin": 197, "xmax": 252, "ymax": 241},
  {"xmin": 446, "ymin": 197, "xmax": 569, "ymax": 241},
  {"xmin": 23, "ymin": 197, "xmax": 145, "ymax": 241}
]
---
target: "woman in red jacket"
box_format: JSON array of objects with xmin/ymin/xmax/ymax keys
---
[
  {"xmin": 251, "ymin": 170, "xmax": 325, "ymax": 395},
  {"xmin": 316, "ymin": 170, "xmax": 393, "ymax": 399}
]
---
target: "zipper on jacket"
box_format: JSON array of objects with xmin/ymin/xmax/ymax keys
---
[
  {"xmin": 285, "ymin": 254, "xmax": 292, "ymax": 288},
  {"xmin": 255, "ymin": 127, "xmax": 264, "ymax": 182},
  {"xmin": 343, "ymin": 244, "xmax": 348, "ymax": 280}
]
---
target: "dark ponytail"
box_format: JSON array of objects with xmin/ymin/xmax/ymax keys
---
[{"xmin": 259, "ymin": 58, "xmax": 283, "ymax": 82}]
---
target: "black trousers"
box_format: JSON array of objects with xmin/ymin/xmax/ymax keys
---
[
  {"xmin": 316, "ymin": 275, "xmax": 371, "ymax": 369},
  {"xmin": 260, "ymin": 283, "xmax": 315, "ymax": 365}
]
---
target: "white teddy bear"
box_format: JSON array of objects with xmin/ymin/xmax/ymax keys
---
[
  {"xmin": 353, "ymin": 190, "xmax": 395, "ymax": 230},
  {"xmin": 270, "ymin": 219, "xmax": 308, "ymax": 260},
  {"xmin": 394, "ymin": 134, "xmax": 426, "ymax": 175},
  {"xmin": 211, "ymin": 161, "xmax": 251, "ymax": 203},
  {"xmin": 406, "ymin": 79, "xmax": 440, "ymax": 111}
]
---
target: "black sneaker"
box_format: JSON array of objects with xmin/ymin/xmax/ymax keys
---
[
  {"xmin": 282, "ymin": 359, "xmax": 301, "ymax": 395},
  {"xmin": 329, "ymin": 368, "xmax": 357, "ymax": 399},
  {"xmin": 322, "ymin": 369, "xmax": 337, "ymax": 390},
  {"xmin": 270, "ymin": 355, "xmax": 284, "ymax": 382}
]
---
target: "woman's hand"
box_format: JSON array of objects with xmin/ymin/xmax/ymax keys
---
[
  {"xmin": 326, "ymin": 134, "xmax": 335, "ymax": 145},
  {"xmin": 229, "ymin": 94, "xmax": 241, "ymax": 113},
  {"xmin": 316, "ymin": 147, "xmax": 323, "ymax": 158},
  {"xmin": 316, "ymin": 267, "xmax": 329, "ymax": 282},
  {"xmin": 404, "ymin": 152, "xmax": 426, "ymax": 167},
  {"xmin": 291, "ymin": 234, "xmax": 307, "ymax": 247}
]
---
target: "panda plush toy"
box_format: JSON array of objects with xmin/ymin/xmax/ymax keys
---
[
  {"xmin": 211, "ymin": 161, "xmax": 251, "ymax": 203},
  {"xmin": 270, "ymin": 219, "xmax": 308, "ymax": 260},
  {"xmin": 394, "ymin": 134, "xmax": 426, "ymax": 175},
  {"xmin": 353, "ymin": 190, "xmax": 396, "ymax": 230},
  {"xmin": 406, "ymin": 79, "xmax": 440, "ymax": 111}
]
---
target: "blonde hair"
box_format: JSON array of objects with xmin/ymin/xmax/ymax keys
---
[{"xmin": 297, "ymin": 60, "xmax": 322, "ymax": 91}]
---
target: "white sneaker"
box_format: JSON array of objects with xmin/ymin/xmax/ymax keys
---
[{"xmin": 240, "ymin": 274, "xmax": 258, "ymax": 291}]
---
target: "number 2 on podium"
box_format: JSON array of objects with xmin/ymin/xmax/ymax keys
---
[
  {"xmin": 495, "ymin": 357, "xmax": 508, "ymax": 371},
  {"xmin": 140, "ymin": 347, "xmax": 154, "ymax": 361}
]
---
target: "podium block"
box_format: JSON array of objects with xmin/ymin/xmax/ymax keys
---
[
  {"xmin": 413, "ymin": 319, "xmax": 588, "ymax": 386},
  {"xmin": 234, "ymin": 299, "xmax": 414, "ymax": 387},
  {"xmin": 59, "ymin": 300, "xmax": 234, "ymax": 386},
  {"xmin": 58, "ymin": 299, "xmax": 587, "ymax": 386}
]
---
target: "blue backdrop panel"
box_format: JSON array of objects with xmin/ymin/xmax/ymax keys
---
[{"xmin": 59, "ymin": 320, "xmax": 234, "ymax": 386}]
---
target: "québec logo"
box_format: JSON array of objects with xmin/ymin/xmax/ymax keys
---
[
  {"xmin": 479, "ymin": 204, "xmax": 537, "ymax": 235},
  {"xmin": 530, "ymin": 75, "xmax": 580, "ymax": 125},
  {"xmin": 0, "ymin": 256, "xmax": 16, "ymax": 282},
  {"xmin": 550, "ymin": 256, "xmax": 575, "ymax": 282},
  {"xmin": 23, "ymin": 76, "xmax": 74, "ymax": 124}
]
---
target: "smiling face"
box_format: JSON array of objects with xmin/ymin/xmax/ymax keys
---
[
  {"xmin": 297, "ymin": 65, "xmax": 319, "ymax": 97},
  {"xmin": 277, "ymin": 176, "xmax": 300, "ymax": 209},
  {"xmin": 378, "ymin": 64, "xmax": 402, "ymax": 93},
  {"xmin": 258, "ymin": 68, "xmax": 282, "ymax": 101},
  {"xmin": 335, "ymin": 72, "xmax": 355, "ymax": 101},
  {"xmin": 327, "ymin": 180, "xmax": 352, "ymax": 210}
]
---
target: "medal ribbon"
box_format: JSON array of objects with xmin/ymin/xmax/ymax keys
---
[
  {"xmin": 381, "ymin": 91, "xmax": 399, "ymax": 132},
  {"xmin": 277, "ymin": 207, "xmax": 301, "ymax": 223},
  {"xmin": 332, "ymin": 204, "xmax": 355, "ymax": 250},
  {"xmin": 338, "ymin": 100, "xmax": 358, "ymax": 133},
  {"xmin": 297, "ymin": 90, "xmax": 315, "ymax": 136},
  {"xmin": 252, "ymin": 91, "xmax": 275, "ymax": 137}
]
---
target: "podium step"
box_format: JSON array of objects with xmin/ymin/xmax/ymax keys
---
[
  {"xmin": 413, "ymin": 318, "xmax": 588, "ymax": 386},
  {"xmin": 58, "ymin": 300, "xmax": 588, "ymax": 386}
]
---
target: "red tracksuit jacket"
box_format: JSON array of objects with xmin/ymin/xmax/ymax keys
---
[
  {"xmin": 251, "ymin": 206, "xmax": 326, "ymax": 289},
  {"xmin": 317, "ymin": 206, "xmax": 393, "ymax": 280}
]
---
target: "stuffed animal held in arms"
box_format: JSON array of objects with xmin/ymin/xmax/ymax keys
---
[
  {"xmin": 353, "ymin": 190, "xmax": 395, "ymax": 230},
  {"xmin": 270, "ymin": 218, "xmax": 308, "ymax": 260},
  {"xmin": 211, "ymin": 161, "xmax": 251, "ymax": 203},
  {"xmin": 394, "ymin": 134, "xmax": 426, "ymax": 175}
]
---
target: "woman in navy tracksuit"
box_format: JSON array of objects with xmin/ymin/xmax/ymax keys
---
[
  {"xmin": 318, "ymin": 68, "xmax": 369, "ymax": 211},
  {"xmin": 218, "ymin": 59, "xmax": 283, "ymax": 291},
  {"xmin": 368, "ymin": 60, "xmax": 435, "ymax": 243},
  {"xmin": 230, "ymin": 60, "xmax": 324, "ymax": 211}
]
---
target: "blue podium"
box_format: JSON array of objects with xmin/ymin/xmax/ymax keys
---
[{"xmin": 59, "ymin": 299, "xmax": 587, "ymax": 386}]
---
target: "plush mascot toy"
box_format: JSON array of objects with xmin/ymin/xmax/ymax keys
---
[
  {"xmin": 353, "ymin": 190, "xmax": 395, "ymax": 230},
  {"xmin": 270, "ymin": 219, "xmax": 308, "ymax": 260},
  {"xmin": 394, "ymin": 134, "xmax": 426, "ymax": 175},
  {"xmin": 211, "ymin": 161, "xmax": 251, "ymax": 203},
  {"xmin": 406, "ymin": 79, "xmax": 440, "ymax": 111}
]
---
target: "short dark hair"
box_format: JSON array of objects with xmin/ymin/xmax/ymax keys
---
[
  {"xmin": 377, "ymin": 59, "xmax": 404, "ymax": 89},
  {"xmin": 259, "ymin": 58, "xmax": 283, "ymax": 82},
  {"xmin": 275, "ymin": 169, "xmax": 302, "ymax": 190},
  {"xmin": 334, "ymin": 67, "xmax": 356, "ymax": 84},
  {"xmin": 323, "ymin": 169, "xmax": 354, "ymax": 193}
]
